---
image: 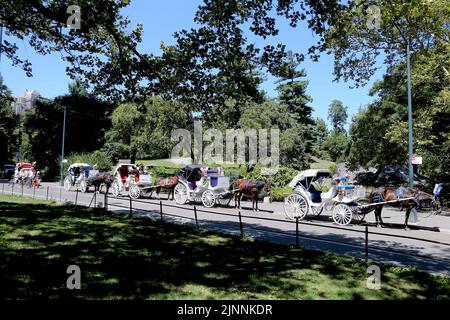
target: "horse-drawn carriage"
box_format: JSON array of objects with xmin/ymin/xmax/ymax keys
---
[
  {"xmin": 12, "ymin": 162, "xmax": 35, "ymax": 185},
  {"xmin": 284, "ymin": 169, "xmax": 369, "ymax": 225},
  {"xmin": 64, "ymin": 163, "xmax": 103, "ymax": 193},
  {"xmin": 110, "ymin": 164, "xmax": 153, "ymax": 197},
  {"xmin": 173, "ymin": 165, "xmax": 233, "ymax": 208},
  {"xmin": 284, "ymin": 169, "xmax": 440, "ymax": 227}
]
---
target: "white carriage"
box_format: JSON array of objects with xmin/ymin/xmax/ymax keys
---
[
  {"xmin": 64, "ymin": 163, "xmax": 98, "ymax": 193},
  {"xmin": 283, "ymin": 169, "xmax": 368, "ymax": 225},
  {"xmin": 110, "ymin": 164, "xmax": 152, "ymax": 197},
  {"xmin": 173, "ymin": 165, "xmax": 232, "ymax": 208}
]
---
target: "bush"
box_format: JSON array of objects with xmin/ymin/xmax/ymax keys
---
[
  {"xmin": 245, "ymin": 164, "xmax": 298, "ymax": 188},
  {"xmin": 270, "ymin": 186, "xmax": 292, "ymax": 201},
  {"xmin": 146, "ymin": 167, "xmax": 178, "ymax": 177},
  {"xmin": 65, "ymin": 151, "xmax": 113, "ymax": 172}
]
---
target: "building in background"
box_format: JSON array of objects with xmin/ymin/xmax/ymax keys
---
[{"xmin": 12, "ymin": 89, "xmax": 41, "ymax": 114}]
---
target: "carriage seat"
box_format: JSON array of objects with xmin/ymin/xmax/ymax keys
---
[
  {"xmin": 210, "ymin": 176, "xmax": 218, "ymax": 187},
  {"xmin": 188, "ymin": 181, "xmax": 197, "ymax": 190},
  {"xmin": 307, "ymin": 184, "xmax": 321, "ymax": 203}
]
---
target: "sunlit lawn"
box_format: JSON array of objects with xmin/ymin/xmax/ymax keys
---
[{"xmin": 0, "ymin": 194, "xmax": 449, "ymax": 300}]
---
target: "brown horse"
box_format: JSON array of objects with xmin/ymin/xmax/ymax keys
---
[
  {"xmin": 369, "ymin": 187, "xmax": 435, "ymax": 229},
  {"xmin": 234, "ymin": 179, "xmax": 270, "ymax": 211},
  {"xmin": 88, "ymin": 173, "xmax": 115, "ymax": 193},
  {"xmin": 152, "ymin": 176, "xmax": 179, "ymax": 200}
]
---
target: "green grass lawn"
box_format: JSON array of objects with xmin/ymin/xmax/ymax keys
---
[{"xmin": 0, "ymin": 194, "xmax": 449, "ymax": 300}]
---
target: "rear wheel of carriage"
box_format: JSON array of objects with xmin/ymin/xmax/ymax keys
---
[
  {"xmin": 64, "ymin": 177, "xmax": 72, "ymax": 192},
  {"xmin": 284, "ymin": 193, "xmax": 308, "ymax": 220},
  {"xmin": 310, "ymin": 205, "xmax": 324, "ymax": 216},
  {"xmin": 111, "ymin": 180, "xmax": 120, "ymax": 197},
  {"xmin": 80, "ymin": 180, "xmax": 88, "ymax": 193},
  {"xmin": 201, "ymin": 190, "xmax": 216, "ymax": 208},
  {"xmin": 129, "ymin": 184, "xmax": 141, "ymax": 199},
  {"xmin": 332, "ymin": 204, "xmax": 353, "ymax": 225},
  {"xmin": 218, "ymin": 195, "xmax": 232, "ymax": 207},
  {"xmin": 352, "ymin": 200, "xmax": 369, "ymax": 223},
  {"xmin": 174, "ymin": 184, "xmax": 188, "ymax": 204}
]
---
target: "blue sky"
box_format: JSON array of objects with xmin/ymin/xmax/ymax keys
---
[{"xmin": 0, "ymin": 0, "xmax": 385, "ymax": 126}]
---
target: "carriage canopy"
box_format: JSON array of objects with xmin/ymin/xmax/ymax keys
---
[
  {"xmin": 68, "ymin": 163, "xmax": 92, "ymax": 171},
  {"xmin": 288, "ymin": 169, "xmax": 332, "ymax": 189}
]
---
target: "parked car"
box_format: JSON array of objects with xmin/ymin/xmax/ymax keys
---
[{"xmin": 2, "ymin": 164, "xmax": 15, "ymax": 179}]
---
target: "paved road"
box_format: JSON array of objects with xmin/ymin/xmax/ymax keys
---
[{"xmin": 1, "ymin": 181, "xmax": 449, "ymax": 276}]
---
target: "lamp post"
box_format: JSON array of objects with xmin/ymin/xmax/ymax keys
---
[
  {"xmin": 59, "ymin": 105, "xmax": 67, "ymax": 186},
  {"xmin": 406, "ymin": 40, "xmax": 414, "ymax": 190}
]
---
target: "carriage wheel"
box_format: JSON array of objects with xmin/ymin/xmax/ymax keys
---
[
  {"xmin": 174, "ymin": 184, "xmax": 188, "ymax": 204},
  {"xmin": 80, "ymin": 180, "xmax": 88, "ymax": 193},
  {"xmin": 218, "ymin": 195, "xmax": 232, "ymax": 207},
  {"xmin": 201, "ymin": 190, "xmax": 216, "ymax": 208},
  {"xmin": 310, "ymin": 205, "xmax": 324, "ymax": 216},
  {"xmin": 284, "ymin": 194, "xmax": 308, "ymax": 220},
  {"xmin": 416, "ymin": 199, "xmax": 441, "ymax": 220},
  {"xmin": 332, "ymin": 204, "xmax": 353, "ymax": 225},
  {"xmin": 129, "ymin": 184, "xmax": 141, "ymax": 199},
  {"xmin": 64, "ymin": 177, "xmax": 72, "ymax": 192},
  {"xmin": 111, "ymin": 181, "xmax": 120, "ymax": 197}
]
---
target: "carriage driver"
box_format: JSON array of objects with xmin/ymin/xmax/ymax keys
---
[{"xmin": 433, "ymin": 183, "xmax": 443, "ymax": 201}]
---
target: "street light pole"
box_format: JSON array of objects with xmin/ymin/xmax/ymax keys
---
[
  {"xmin": 59, "ymin": 105, "xmax": 67, "ymax": 186},
  {"xmin": 407, "ymin": 40, "xmax": 414, "ymax": 190}
]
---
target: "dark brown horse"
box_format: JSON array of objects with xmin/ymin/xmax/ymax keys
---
[
  {"xmin": 234, "ymin": 179, "xmax": 270, "ymax": 211},
  {"xmin": 369, "ymin": 187, "xmax": 434, "ymax": 229},
  {"xmin": 152, "ymin": 176, "xmax": 179, "ymax": 200},
  {"xmin": 88, "ymin": 173, "xmax": 115, "ymax": 193}
]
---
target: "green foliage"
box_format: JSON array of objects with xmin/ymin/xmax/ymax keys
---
[
  {"xmin": 65, "ymin": 151, "xmax": 113, "ymax": 172},
  {"xmin": 275, "ymin": 51, "xmax": 313, "ymax": 125},
  {"xmin": 321, "ymin": 0, "xmax": 450, "ymax": 87},
  {"xmin": 328, "ymin": 100, "xmax": 348, "ymax": 134},
  {"xmin": 270, "ymin": 186, "xmax": 292, "ymax": 202},
  {"xmin": 322, "ymin": 132, "xmax": 350, "ymax": 163},
  {"xmin": 238, "ymin": 99, "xmax": 310, "ymax": 170},
  {"xmin": 245, "ymin": 165, "xmax": 298, "ymax": 189},
  {"xmin": 146, "ymin": 166, "xmax": 178, "ymax": 178},
  {"xmin": 105, "ymin": 97, "xmax": 192, "ymax": 163},
  {"xmin": 328, "ymin": 163, "xmax": 337, "ymax": 175},
  {"xmin": 21, "ymin": 92, "xmax": 114, "ymax": 177},
  {"xmin": 0, "ymin": 77, "xmax": 18, "ymax": 165}
]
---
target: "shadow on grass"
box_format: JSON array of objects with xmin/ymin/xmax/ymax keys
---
[{"xmin": 0, "ymin": 199, "xmax": 449, "ymax": 300}]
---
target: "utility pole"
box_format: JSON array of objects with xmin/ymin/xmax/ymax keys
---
[
  {"xmin": 406, "ymin": 40, "xmax": 414, "ymax": 190},
  {"xmin": 59, "ymin": 105, "xmax": 67, "ymax": 186}
]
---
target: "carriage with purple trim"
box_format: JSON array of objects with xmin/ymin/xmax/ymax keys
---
[
  {"xmin": 283, "ymin": 169, "xmax": 440, "ymax": 228},
  {"xmin": 173, "ymin": 165, "xmax": 233, "ymax": 208}
]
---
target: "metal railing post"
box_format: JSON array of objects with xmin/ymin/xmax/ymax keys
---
[
  {"xmin": 11, "ymin": 183, "xmax": 14, "ymax": 196},
  {"xmin": 21, "ymin": 184, "xmax": 23, "ymax": 197},
  {"xmin": 238, "ymin": 211, "xmax": 244, "ymax": 238},
  {"xmin": 194, "ymin": 206, "xmax": 199, "ymax": 227},
  {"xmin": 2, "ymin": 183, "xmax": 4, "ymax": 194},
  {"xmin": 33, "ymin": 186, "xmax": 36, "ymax": 199},
  {"xmin": 295, "ymin": 217, "xmax": 299, "ymax": 248},
  {"xmin": 160, "ymin": 201, "xmax": 163, "ymax": 221},
  {"xmin": 104, "ymin": 192, "xmax": 108, "ymax": 211},
  {"xmin": 75, "ymin": 189, "xmax": 79, "ymax": 206},
  {"xmin": 46, "ymin": 186, "xmax": 49, "ymax": 201},
  {"xmin": 129, "ymin": 196, "xmax": 133, "ymax": 217},
  {"xmin": 365, "ymin": 225, "xmax": 369, "ymax": 262},
  {"xmin": 59, "ymin": 188, "xmax": 62, "ymax": 202}
]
